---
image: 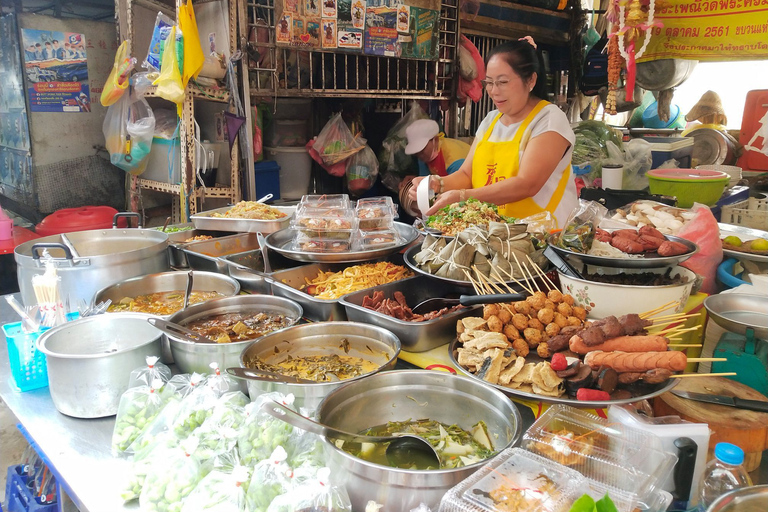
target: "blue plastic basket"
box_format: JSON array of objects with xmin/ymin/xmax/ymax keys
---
[
  {"xmin": 2, "ymin": 313, "xmax": 78, "ymax": 392},
  {"xmin": 4, "ymin": 465, "xmax": 57, "ymax": 512}
]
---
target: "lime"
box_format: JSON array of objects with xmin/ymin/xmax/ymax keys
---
[
  {"xmin": 750, "ymin": 238, "xmax": 768, "ymax": 251},
  {"xmin": 723, "ymin": 235, "xmax": 743, "ymax": 247}
]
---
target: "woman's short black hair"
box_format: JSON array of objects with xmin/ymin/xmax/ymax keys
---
[{"xmin": 486, "ymin": 40, "xmax": 547, "ymax": 100}]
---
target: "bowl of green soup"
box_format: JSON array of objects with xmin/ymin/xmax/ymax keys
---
[{"xmin": 316, "ymin": 370, "xmax": 522, "ymax": 512}]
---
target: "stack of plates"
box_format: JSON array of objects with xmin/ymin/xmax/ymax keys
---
[{"xmin": 697, "ymin": 164, "xmax": 742, "ymax": 187}]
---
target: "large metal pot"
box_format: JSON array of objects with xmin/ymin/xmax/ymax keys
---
[
  {"xmin": 37, "ymin": 313, "xmax": 163, "ymax": 418},
  {"xmin": 167, "ymin": 295, "xmax": 303, "ymax": 378},
  {"xmin": 316, "ymin": 370, "xmax": 522, "ymax": 512},
  {"xmin": 94, "ymin": 270, "xmax": 241, "ymax": 363},
  {"xmin": 15, "ymin": 213, "xmax": 169, "ymax": 308},
  {"xmin": 239, "ymin": 322, "xmax": 401, "ymax": 411}
]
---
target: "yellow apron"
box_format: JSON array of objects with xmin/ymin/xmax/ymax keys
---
[{"xmin": 471, "ymin": 100, "xmax": 572, "ymax": 222}]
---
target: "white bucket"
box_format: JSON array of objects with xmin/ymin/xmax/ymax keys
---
[{"xmin": 264, "ymin": 146, "xmax": 312, "ymax": 199}]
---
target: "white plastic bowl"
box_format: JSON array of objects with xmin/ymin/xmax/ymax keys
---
[{"xmin": 558, "ymin": 266, "xmax": 696, "ymax": 319}]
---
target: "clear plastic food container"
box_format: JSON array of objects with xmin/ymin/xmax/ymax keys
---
[
  {"xmin": 522, "ymin": 404, "xmax": 676, "ymax": 512},
  {"xmin": 439, "ymin": 447, "xmax": 586, "ymax": 512},
  {"xmin": 293, "ymin": 235, "xmax": 352, "ymax": 253},
  {"xmin": 356, "ymin": 197, "xmax": 398, "ymax": 230},
  {"xmin": 297, "ymin": 194, "xmax": 351, "ymax": 210},
  {"xmin": 358, "ymin": 228, "xmax": 401, "ymax": 249},
  {"xmin": 292, "ymin": 208, "xmax": 357, "ymax": 240}
]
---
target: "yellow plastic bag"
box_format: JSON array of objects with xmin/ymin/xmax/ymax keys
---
[
  {"xmin": 101, "ymin": 41, "xmax": 134, "ymax": 107},
  {"xmin": 153, "ymin": 26, "xmax": 185, "ymax": 105},
  {"xmin": 179, "ymin": 2, "xmax": 205, "ymax": 87}
]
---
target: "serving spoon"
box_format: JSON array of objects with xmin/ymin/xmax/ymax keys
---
[
  {"xmin": 147, "ymin": 317, "xmax": 219, "ymax": 344},
  {"xmin": 262, "ymin": 401, "xmax": 441, "ymax": 469}
]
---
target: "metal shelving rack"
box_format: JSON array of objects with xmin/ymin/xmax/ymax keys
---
[
  {"xmin": 115, "ymin": 0, "xmax": 241, "ymax": 222},
  {"xmin": 236, "ymin": 0, "xmax": 459, "ymax": 198}
]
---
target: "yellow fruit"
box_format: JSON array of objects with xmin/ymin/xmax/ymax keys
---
[
  {"xmin": 750, "ymin": 238, "xmax": 768, "ymax": 251},
  {"xmin": 723, "ymin": 236, "xmax": 743, "ymax": 247}
]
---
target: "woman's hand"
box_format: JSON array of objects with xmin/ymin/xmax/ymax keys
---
[
  {"xmin": 425, "ymin": 189, "xmax": 463, "ymax": 216},
  {"xmin": 407, "ymin": 175, "xmax": 440, "ymax": 203}
]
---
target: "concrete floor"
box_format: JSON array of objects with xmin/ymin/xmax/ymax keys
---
[{"xmin": 0, "ymin": 399, "xmax": 29, "ymax": 506}]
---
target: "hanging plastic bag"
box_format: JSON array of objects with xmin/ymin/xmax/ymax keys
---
[
  {"xmin": 313, "ymin": 113, "xmax": 365, "ymax": 167},
  {"xmin": 379, "ymin": 102, "xmax": 429, "ymax": 192},
  {"xmin": 128, "ymin": 356, "xmax": 172, "ymax": 388},
  {"xmin": 178, "ymin": 1, "xmax": 205, "ymax": 87},
  {"xmin": 112, "ymin": 378, "xmax": 168, "ymax": 456},
  {"xmin": 306, "ymin": 138, "xmax": 347, "ymax": 177},
  {"xmin": 144, "ymin": 12, "xmax": 175, "ymax": 72},
  {"xmin": 101, "ymin": 40, "xmax": 135, "ymax": 107},
  {"xmin": 103, "ymin": 86, "xmax": 155, "ymax": 175},
  {"xmin": 346, "ymin": 141, "xmax": 379, "ymax": 196},
  {"xmin": 153, "ymin": 25, "xmax": 185, "ymax": 105}
]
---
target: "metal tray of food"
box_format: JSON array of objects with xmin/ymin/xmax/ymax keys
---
[
  {"xmin": 546, "ymin": 233, "xmax": 699, "ymax": 269},
  {"xmin": 160, "ymin": 225, "xmax": 234, "ymax": 268},
  {"xmin": 264, "ymin": 222, "xmax": 420, "ymax": 263},
  {"xmin": 718, "ymin": 223, "xmax": 768, "ymax": 263},
  {"xmin": 403, "ymin": 243, "xmax": 550, "ymax": 293},
  {"xmin": 448, "ymin": 338, "xmax": 679, "ymax": 408},
  {"xmin": 221, "ymin": 248, "xmax": 306, "ymax": 294},
  {"xmin": 704, "ymin": 293, "xmax": 768, "ymax": 339},
  {"xmin": 181, "ymin": 233, "xmax": 261, "ymax": 273},
  {"xmin": 190, "ymin": 205, "xmax": 295, "ymax": 233},
  {"xmin": 340, "ymin": 275, "xmax": 483, "ymax": 352}
]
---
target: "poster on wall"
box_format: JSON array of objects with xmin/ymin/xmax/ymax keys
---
[
  {"xmin": 21, "ymin": 28, "xmax": 90, "ymax": 112},
  {"xmin": 0, "ymin": 14, "xmax": 33, "ymax": 203}
]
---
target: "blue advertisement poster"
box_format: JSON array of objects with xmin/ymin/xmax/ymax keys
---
[{"xmin": 21, "ymin": 28, "xmax": 90, "ymax": 113}]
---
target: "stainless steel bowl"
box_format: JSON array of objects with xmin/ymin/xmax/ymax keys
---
[
  {"xmin": 316, "ymin": 370, "xmax": 522, "ymax": 512},
  {"xmin": 340, "ymin": 275, "xmax": 483, "ymax": 352},
  {"xmin": 94, "ymin": 270, "xmax": 241, "ymax": 363},
  {"xmin": 239, "ymin": 322, "xmax": 401, "ymax": 411},
  {"xmin": 706, "ymin": 484, "xmax": 768, "ymax": 512},
  {"xmin": 37, "ymin": 313, "xmax": 163, "ymax": 418},
  {"xmin": 704, "ymin": 293, "xmax": 768, "ymax": 338},
  {"xmin": 166, "ymin": 295, "xmax": 303, "ymax": 378}
]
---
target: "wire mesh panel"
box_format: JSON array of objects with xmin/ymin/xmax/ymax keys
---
[{"xmin": 244, "ymin": 0, "xmax": 458, "ymax": 98}]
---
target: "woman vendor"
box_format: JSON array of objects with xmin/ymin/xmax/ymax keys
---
[{"xmin": 410, "ymin": 37, "xmax": 578, "ymax": 228}]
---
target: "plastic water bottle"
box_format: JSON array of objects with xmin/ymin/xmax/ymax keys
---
[{"xmin": 698, "ymin": 442, "xmax": 753, "ymax": 511}]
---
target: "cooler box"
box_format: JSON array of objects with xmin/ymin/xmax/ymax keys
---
[
  {"xmin": 640, "ymin": 137, "xmax": 694, "ymax": 169},
  {"xmin": 254, "ymin": 160, "xmax": 281, "ymax": 201},
  {"xmin": 141, "ymin": 137, "xmax": 181, "ymax": 183}
]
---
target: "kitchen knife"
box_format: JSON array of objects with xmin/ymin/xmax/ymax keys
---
[{"xmin": 671, "ymin": 390, "xmax": 768, "ymax": 413}]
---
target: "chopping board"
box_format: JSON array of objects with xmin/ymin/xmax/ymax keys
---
[{"xmin": 654, "ymin": 377, "xmax": 768, "ymax": 472}]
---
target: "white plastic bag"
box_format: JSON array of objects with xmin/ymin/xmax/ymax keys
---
[
  {"xmin": 128, "ymin": 356, "xmax": 172, "ymax": 388},
  {"xmin": 103, "ymin": 86, "xmax": 155, "ymax": 175}
]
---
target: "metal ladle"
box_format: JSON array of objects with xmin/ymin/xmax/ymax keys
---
[{"xmin": 262, "ymin": 401, "xmax": 441, "ymax": 469}]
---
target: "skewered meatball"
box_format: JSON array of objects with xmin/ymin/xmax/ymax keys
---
[
  {"xmin": 483, "ymin": 304, "xmax": 500, "ymax": 320},
  {"xmin": 487, "ymin": 315, "xmax": 503, "ymax": 333},
  {"xmin": 503, "ymin": 324, "xmax": 521, "ymax": 340},
  {"xmin": 543, "ymin": 300, "xmax": 556, "ymax": 311},
  {"xmin": 536, "ymin": 342, "xmax": 552, "ymax": 359},
  {"xmin": 526, "ymin": 294, "xmax": 546, "ymax": 310},
  {"xmin": 513, "ymin": 301, "xmax": 531, "ymax": 316},
  {"xmin": 557, "ymin": 303, "xmax": 573, "ymax": 317},
  {"xmin": 545, "ymin": 322, "xmax": 560, "ymax": 337},
  {"xmin": 547, "ymin": 290, "xmax": 564, "ymax": 303},
  {"xmin": 572, "ymin": 306, "xmax": 588, "ymax": 321},
  {"xmin": 523, "ymin": 328, "xmax": 543, "ymax": 347},
  {"xmin": 512, "ymin": 338, "xmax": 529, "ymax": 358},
  {"xmin": 554, "ymin": 312, "xmax": 568, "ymax": 328},
  {"xmin": 528, "ymin": 318, "xmax": 544, "ymax": 331},
  {"xmin": 512, "ymin": 314, "xmax": 529, "ymax": 331},
  {"xmin": 562, "ymin": 294, "xmax": 575, "ymax": 306},
  {"xmin": 537, "ymin": 308, "xmax": 555, "ymax": 325},
  {"xmin": 498, "ymin": 306, "xmax": 513, "ymax": 325},
  {"xmin": 567, "ymin": 316, "xmax": 582, "ymax": 327}
]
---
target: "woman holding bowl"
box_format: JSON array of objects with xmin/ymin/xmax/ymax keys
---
[{"xmin": 410, "ymin": 37, "xmax": 578, "ymax": 228}]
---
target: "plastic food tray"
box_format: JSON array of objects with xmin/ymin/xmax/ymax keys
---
[
  {"xmin": 522, "ymin": 405, "xmax": 676, "ymax": 512},
  {"xmin": 439, "ymin": 447, "xmax": 586, "ymax": 512}
]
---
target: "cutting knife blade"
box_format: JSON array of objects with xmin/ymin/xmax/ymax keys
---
[{"xmin": 671, "ymin": 390, "xmax": 768, "ymax": 413}]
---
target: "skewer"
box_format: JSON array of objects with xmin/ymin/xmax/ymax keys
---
[
  {"xmin": 651, "ymin": 312, "xmax": 701, "ymax": 322},
  {"xmin": 639, "ymin": 301, "xmax": 679, "ymax": 319},
  {"xmin": 667, "ymin": 344, "xmax": 702, "ymax": 348},
  {"xmin": 462, "ymin": 269, "xmax": 483, "ymax": 295},
  {"xmin": 489, "ymin": 267, "xmax": 516, "ymax": 294},
  {"xmin": 670, "ymin": 372, "xmax": 737, "ymax": 378},
  {"xmin": 526, "ymin": 255, "xmax": 558, "ymax": 292},
  {"xmin": 511, "ymin": 252, "xmax": 540, "ymax": 293},
  {"xmin": 474, "ymin": 267, "xmax": 506, "ymax": 295},
  {"xmin": 688, "ymin": 358, "xmax": 727, "ymax": 362},
  {"xmin": 658, "ymin": 325, "xmax": 702, "ymax": 337},
  {"xmin": 494, "ymin": 263, "xmax": 534, "ymax": 295}
]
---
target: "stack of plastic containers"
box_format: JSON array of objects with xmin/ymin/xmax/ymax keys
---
[
  {"xmin": 522, "ymin": 405, "xmax": 676, "ymax": 512},
  {"xmin": 291, "ymin": 194, "xmax": 401, "ymax": 252}
]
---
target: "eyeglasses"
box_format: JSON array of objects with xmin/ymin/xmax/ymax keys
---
[{"xmin": 481, "ymin": 79, "xmax": 511, "ymax": 90}]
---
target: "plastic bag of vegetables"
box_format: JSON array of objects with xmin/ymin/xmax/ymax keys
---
[
  {"xmin": 194, "ymin": 391, "xmax": 248, "ymax": 460},
  {"xmin": 112, "ymin": 378, "xmax": 168, "ymax": 456},
  {"xmin": 237, "ymin": 393, "xmax": 301, "ymax": 467},
  {"xmin": 378, "ymin": 102, "xmax": 429, "ymax": 192},
  {"xmin": 203, "ymin": 362, "xmax": 241, "ymax": 397},
  {"xmin": 139, "ymin": 436, "xmax": 205, "ymax": 512},
  {"xmin": 180, "ymin": 451, "xmax": 250, "ymax": 512},
  {"xmin": 121, "ymin": 430, "xmax": 179, "ymax": 502},
  {"xmin": 266, "ymin": 467, "xmax": 352, "ymax": 512},
  {"xmin": 128, "ymin": 356, "xmax": 172, "ymax": 389},
  {"xmin": 556, "ymin": 200, "xmax": 608, "ymax": 253},
  {"xmin": 171, "ymin": 384, "xmax": 220, "ymax": 440},
  {"xmin": 245, "ymin": 446, "xmax": 294, "ymax": 512},
  {"xmin": 313, "ymin": 113, "xmax": 364, "ymax": 168}
]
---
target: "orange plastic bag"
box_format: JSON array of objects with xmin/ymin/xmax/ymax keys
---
[
  {"xmin": 153, "ymin": 26, "xmax": 185, "ymax": 105},
  {"xmin": 101, "ymin": 41, "xmax": 135, "ymax": 107}
]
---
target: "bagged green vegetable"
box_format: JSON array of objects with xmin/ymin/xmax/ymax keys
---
[
  {"xmin": 128, "ymin": 356, "xmax": 172, "ymax": 389},
  {"xmin": 140, "ymin": 436, "xmax": 205, "ymax": 512},
  {"xmin": 181, "ymin": 452, "xmax": 250, "ymax": 512},
  {"xmin": 237, "ymin": 393, "xmax": 300, "ymax": 467},
  {"xmin": 194, "ymin": 391, "xmax": 248, "ymax": 460},
  {"xmin": 556, "ymin": 200, "xmax": 608, "ymax": 254},
  {"xmin": 172, "ymin": 384, "xmax": 219, "ymax": 440},
  {"xmin": 112, "ymin": 378, "xmax": 168, "ymax": 456},
  {"xmin": 266, "ymin": 467, "xmax": 352, "ymax": 512},
  {"xmin": 245, "ymin": 447, "xmax": 294, "ymax": 512},
  {"xmin": 121, "ymin": 431, "xmax": 179, "ymax": 503}
]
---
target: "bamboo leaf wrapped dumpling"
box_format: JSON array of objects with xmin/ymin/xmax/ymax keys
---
[
  {"xmin": 456, "ymin": 226, "xmax": 490, "ymax": 256},
  {"xmin": 488, "ymin": 235, "xmax": 535, "ymax": 260},
  {"xmin": 434, "ymin": 243, "xmax": 476, "ymax": 281},
  {"xmin": 413, "ymin": 234, "xmax": 447, "ymax": 266},
  {"xmin": 488, "ymin": 221, "xmax": 527, "ymax": 240},
  {"xmin": 472, "ymin": 252, "xmax": 491, "ymax": 278}
]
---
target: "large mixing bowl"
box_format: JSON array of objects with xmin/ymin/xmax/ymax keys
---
[
  {"xmin": 316, "ymin": 370, "xmax": 522, "ymax": 512},
  {"xmin": 239, "ymin": 322, "xmax": 400, "ymax": 411},
  {"xmin": 167, "ymin": 295, "xmax": 303, "ymax": 378},
  {"xmin": 37, "ymin": 313, "xmax": 163, "ymax": 418}
]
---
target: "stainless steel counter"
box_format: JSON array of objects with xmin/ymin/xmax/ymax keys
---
[{"xmin": 0, "ymin": 294, "xmax": 135, "ymax": 512}]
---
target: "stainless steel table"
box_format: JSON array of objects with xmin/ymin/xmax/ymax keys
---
[{"xmin": 0, "ymin": 294, "xmax": 135, "ymax": 512}]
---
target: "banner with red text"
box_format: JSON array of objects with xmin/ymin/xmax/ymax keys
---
[{"xmin": 639, "ymin": 0, "xmax": 768, "ymax": 62}]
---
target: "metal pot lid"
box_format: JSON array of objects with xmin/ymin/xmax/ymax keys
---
[
  {"xmin": 15, "ymin": 228, "xmax": 168, "ymax": 261},
  {"xmin": 685, "ymin": 128, "xmax": 729, "ymax": 166},
  {"xmin": 635, "ymin": 59, "xmax": 698, "ymax": 91}
]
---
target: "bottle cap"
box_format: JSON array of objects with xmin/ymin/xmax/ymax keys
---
[{"xmin": 714, "ymin": 442, "xmax": 745, "ymax": 465}]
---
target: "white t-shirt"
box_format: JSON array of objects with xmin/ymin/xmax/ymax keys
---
[{"xmin": 474, "ymin": 104, "xmax": 578, "ymax": 228}]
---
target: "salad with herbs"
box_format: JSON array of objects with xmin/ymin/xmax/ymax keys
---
[{"xmin": 426, "ymin": 198, "xmax": 516, "ymax": 237}]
